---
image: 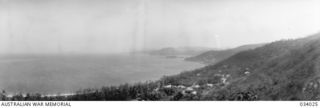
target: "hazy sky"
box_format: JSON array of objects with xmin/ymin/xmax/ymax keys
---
[{"xmin": 0, "ymin": 0, "xmax": 319, "ymax": 54}]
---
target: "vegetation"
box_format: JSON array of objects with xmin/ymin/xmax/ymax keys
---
[
  {"xmin": 185, "ymin": 43, "xmax": 264, "ymax": 64},
  {"xmin": 1, "ymin": 33, "xmax": 320, "ymax": 101}
]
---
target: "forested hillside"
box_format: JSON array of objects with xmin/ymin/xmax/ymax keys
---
[
  {"xmin": 1, "ymin": 33, "xmax": 320, "ymax": 101},
  {"xmin": 185, "ymin": 43, "xmax": 264, "ymax": 64},
  {"xmin": 166, "ymin": 32, "xmax": 320, "ymax": 100}
]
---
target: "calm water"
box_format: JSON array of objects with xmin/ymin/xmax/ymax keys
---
[{"xmin": 0, "ymin": 54, "xmax": 203, "ymax": 94}]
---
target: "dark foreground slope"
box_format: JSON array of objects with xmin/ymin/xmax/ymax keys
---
[
  {"xmin": 1, "ymin": 33, "xmax": 320, "ymax": 101},
  {"xmin": 185, "ymin": 43, "xmax": 264, "ymax": 64}
]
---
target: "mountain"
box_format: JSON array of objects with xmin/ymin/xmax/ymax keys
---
[
  {"xmin": 185, "ymin": 43, "xmax": 265, "ymax": 64},
  {"xmin": 145, "ymin": 47, "xmax": 213, "ymax": 58},
  {"xmin": 162, "ymin": 32, "xmax": 320, "ymax": 100}
]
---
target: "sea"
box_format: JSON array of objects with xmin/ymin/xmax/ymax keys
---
[{"xmin": 0, "ymin": 54, "xmax": 203, "ymax": 94}]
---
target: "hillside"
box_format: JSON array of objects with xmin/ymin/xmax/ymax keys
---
[
  {"xmin": 185, "ymin": 43, "xmax": 264, "ymax": 64},
  {"xmin": 2, "ymin": 33, "xmax": 320, "ymax": 101},
  {"xmin": 163, "ymin": 32, "xmax": 320, "ymax": 100}
]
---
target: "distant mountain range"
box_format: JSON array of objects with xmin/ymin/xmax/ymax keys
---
[
  {"xmin": 144, "ymin": 47, "xmax": 214, "ymax": 59},
  {"xmin": 185, "ymin": 43, "xmax": 265, "ymax": 64}
]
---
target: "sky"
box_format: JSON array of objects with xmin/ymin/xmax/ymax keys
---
[{"xmin": 0, "ymin": 0, "xmax": 319, "ymax": 54}]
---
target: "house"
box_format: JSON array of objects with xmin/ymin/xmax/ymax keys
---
[
  {"xmin": 206, "ymin": 83, "xmax": 214, "ymax": 87},
  {"xmin": 164, "ymin": 85, "xmax": 172, "ymax": 88},
  {"xmin": 182, "ymin": 87, "xmax": 195, "ymax": 95},
  {"xmin": 185, "ymin": 87, "xmax": 194, "ymax": 91},
  {"xmin": 192, "ymin": 84, "xmax": 200, "ymax": 89},
  {"xmin": 177, "ymin": 85, "xmax": 186, "ymax": 89},
  {"xmin": 191, "ymin": 91, "xmax": 197, "ymax": 95},
  {"xmin": 196, "ymin": 73, "xmax": 201, "ymax": 76}
]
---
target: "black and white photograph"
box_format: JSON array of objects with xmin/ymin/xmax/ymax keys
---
[{"xmin": 0, "ymin": 0, "xmax": 320, "ymax": 105}]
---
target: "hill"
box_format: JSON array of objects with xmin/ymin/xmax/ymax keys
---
[
  {"xmin": 2, "ymin": 33, "xmax": 320, "ymax": 101},
  {"xmin": 145, "ymin": 47, "xmax": 213, "ymax": 59},
  {"xmin": 185, "ymin": 43, "xmax": 264, "ymax": 64},
  {"xmin": 163, "ymin": 32, "xmax": 320, "ymax": 100}
]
